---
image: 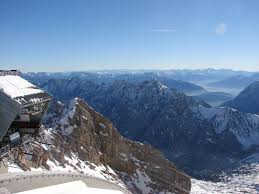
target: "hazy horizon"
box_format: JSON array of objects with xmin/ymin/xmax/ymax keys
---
[{"xmin": 1, "ymin": 67, "xmax": 258, "ymax": 74}]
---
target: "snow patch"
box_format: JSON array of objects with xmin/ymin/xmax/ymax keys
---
[
  {"xmin": 7, "ymin": 162, "xmax": 24, "ymax": 172},
  {"xmin": 57, "ymin": 99, "xmax": 78, "ymax": 135},
  {"xmin": 132, "ymin": 169, "xmax": 154, "ymax": 194},
  {"xmin": 99, "ymin": 123, "xmax": 106, "ymax": 129}
]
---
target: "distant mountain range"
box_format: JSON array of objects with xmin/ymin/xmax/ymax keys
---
[
  {"xmin": 43, "ymin": 78, "xmax": 259, "ymax": 178},
  {"xmin": 207, "ymin": 73, "xmax": 259, "ymax": 89},
  {"xmin": 23, "ymin": 68, "xmax": 258, "ymax": 98},
  {"xmin": 157, "ymin": 68, "xmax": 252, "ymax": 83},
  {"xmin": 222, "ymin": 81, "xmax": 259, "ymax": 114},
  {"xmin": 24, "ymin": 72, "xmax": 206, "ymax": 95},
  {"xmin": 24, "ymin": 68, "xmax": 253, "ymax": 84}
]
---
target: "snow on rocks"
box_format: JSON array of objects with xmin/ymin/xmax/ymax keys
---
[
  {"xmin": 56, "ymin": 98, "xmax": 79, "ymax": 135},
  {"xmin": 46, "ymin": 153, "xmax": 128, "ymax": 189},
  {"xmin": 197, "ymin": 105, "xmax": 259, "ymax": 149},
  {"xmin": 191, "ymin": 166, "xmax": 259, "ymax": 194},
  {"xmin": 191, "ymin": 151, "xmax": 259, "ymax": 194},
  {"xmin": 131, "ymin": 169, "xmax": 154, "ymax": 194},
  {"xmin": 46, "ymin": 152, "xmax": 111, "ymax": 180}
]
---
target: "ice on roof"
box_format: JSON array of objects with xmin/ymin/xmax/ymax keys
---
[{"xmin": 0, "ymin": 75, "xmax": 44, "ymax": 99}]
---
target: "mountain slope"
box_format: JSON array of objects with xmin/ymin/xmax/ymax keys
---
[
  {"xmin": 222, "ymin": 81, "xmax": 259, "ymax": 114},
  {"xmin": 44, "ymin": 79, "xmax": 259, "ymax": 178},
  {"xmin": 11, "ymin": 98, "xmax": 191, "ymax": 194}
]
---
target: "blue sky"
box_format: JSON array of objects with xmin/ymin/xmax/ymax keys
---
[{"xmin": 0, "ymin": 0, "xmax": 258, "ymax": 72}]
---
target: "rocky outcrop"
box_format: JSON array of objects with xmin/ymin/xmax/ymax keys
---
[{"xmin": 14, "ymin": 98, "xmax": 191, "ymax": 194}]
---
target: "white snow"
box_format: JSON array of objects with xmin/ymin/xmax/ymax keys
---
[
  {"xmin": 99, "ymin": 123, "xmax": 106, "ymax": 129},
  {"xmin": 44, "ymin": 150, "xmax": 126, "ymax": 189},
  {"xmin": 120, "ymin": 153, "xmax": 129, "ymax": 162},
  {"xmin": 118, "ymin": 154, "xmax": 159, "ymax": 193},
  {"xmin": 197, "ymin": 105, "xmax": 259, "ymax": 149},
  {"xmin": 15, "ymin": 180, "xmax": 125, "ymax": 194},
  {"xmin": 8, "ymin": 142, "xmax": 126, "ymax": 190},
  {"xmin": 7, "ymin": 162, "xmax": 24, "ymax": 172},
  {"xmin": 191, "ymin": 171, "xmax": 258, "ymax": 194},
  {"xmin": 57, "ymin": 99, "xmax": 78, "ymax": 135},
  {"xmin": 0, "ymin": 75, "xmax": 43, "ymax": 99},
  {"xmin": 6, "ymin": 124, "xmax": 127, "ymax": 190},
  {"xmin": 46, "ymin": 155, "xmax": 106, "ymax": 180},
  {"xmin": 120, "ymin": 168, "xmax": 155, "ymax": 194},
  {"xmin": 132, "ymin": 169, "xmax": 153, "ymax": 194},
  {"xmin": 191, "ymin": 152, "xmax": 259, "ymax": 194}
]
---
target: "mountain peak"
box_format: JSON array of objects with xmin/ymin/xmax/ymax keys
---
[
  {"xmin": 143, "ymin": 79, "xmax": 168, "ymax": 89},
  {"xmin": 41, "ymin": 98, "xmax": 192, "ymax": 193}
]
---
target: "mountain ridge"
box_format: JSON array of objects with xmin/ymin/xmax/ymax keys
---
[
  {"xmin": 24, "ymin": 72, "xmax": 206, "ymax": 95},
  {"xmin": 43, "ymin": 79, "xmax": 259, "ymax": 178}
]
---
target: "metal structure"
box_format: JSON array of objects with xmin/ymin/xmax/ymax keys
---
[{"xmin": 0, "ymin": 70, "xmax": 52, "ymax": 156}]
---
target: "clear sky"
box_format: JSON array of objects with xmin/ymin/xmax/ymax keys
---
[{"xmin": 0, "ymin": 0, "xmax": 258, "ymax": 72}]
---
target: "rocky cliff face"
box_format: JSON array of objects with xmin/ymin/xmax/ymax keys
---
[{"xmin": 12, "ymin": 98, "xmax": 191, "ymax": 194}]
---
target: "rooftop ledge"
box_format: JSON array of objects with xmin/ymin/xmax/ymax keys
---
[{"xmin": 0, "ymin": 70, "xmax": 21, "ymax": 76}]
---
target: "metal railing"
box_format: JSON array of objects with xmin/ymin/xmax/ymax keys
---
[{"xmin": 0, "ymin": 134, "xmax": 33, "ymax": 158}]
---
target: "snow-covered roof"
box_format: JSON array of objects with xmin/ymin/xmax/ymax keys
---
[
  {"xmin": 0, "ymin": 75, "xmax": 43, "ymax": 99},
  {"xmin": 0, "ymin": 75, "xmax": 51, "ymax": 106}
]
